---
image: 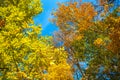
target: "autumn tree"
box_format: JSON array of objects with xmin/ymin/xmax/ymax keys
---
[
  {"xmin": 52, "ymin": 1, "xmax": 97, "ymax": 78},
  {"xmin": 53, "ymin": 0, "xmax": 120, "ymax": 80},
  {"xmin": 0, "ymin": 0, "xmax": 73, "ymax": 80}
]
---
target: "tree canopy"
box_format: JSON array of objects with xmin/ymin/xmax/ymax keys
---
[
  {"xmin": 52, "ymin": 0, "xmax": 120, "ymax": 79},
  {"xmin": 0, "ymin": 0, "xmax": 73, "ymax": 80},
  {"xmin": 0, "ymin": 0, "xmax": 120, "ymax": 80}
]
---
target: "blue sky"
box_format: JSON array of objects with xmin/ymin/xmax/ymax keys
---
[
  {"xmin": 33, "ymin": 0, "xmax": 97, "ymax": 36},
  {"xmin": 33, "ymin": 0, "xmax": 69, "ymax": 36}
]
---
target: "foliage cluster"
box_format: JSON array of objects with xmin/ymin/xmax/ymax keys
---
[
  {"xmin": 0, "ymin": 0, "xmax": 73, "ymax": 80},
  {"xmin": 53, "ymin": 0, "xmax": 120, "ymax": 79}
]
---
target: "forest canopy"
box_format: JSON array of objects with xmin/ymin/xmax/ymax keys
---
[{"xmin": 0, "ymin": 0, "xmax": 120, "ymax": 80}]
